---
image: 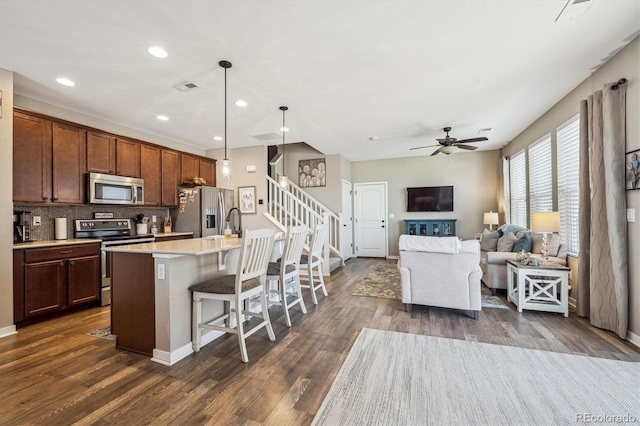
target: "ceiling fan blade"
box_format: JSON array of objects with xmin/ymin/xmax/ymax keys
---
[
  {"xmin": 431, "ymin": 147, "xmax": 443, "ymax": 156},
  {"xmin": 410, "ymin": 144, "xmax": 439, "ymax": 151},
  {"xmin": 455, "ymin": 144, "xmax": 478, "ymax": 151},
  {"xmin": 456, "ymin": 137, "xmax": 488, "ymax": 144}
]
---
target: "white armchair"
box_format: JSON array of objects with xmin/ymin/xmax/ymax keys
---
[{"xmin": 398, "ymin": 236, "xmax": 482, "ymax": 320}]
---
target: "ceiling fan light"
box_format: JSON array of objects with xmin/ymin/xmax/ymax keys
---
[{"xmin": 440, "ymin": 146, "xmax": 457, "ymax": 154}]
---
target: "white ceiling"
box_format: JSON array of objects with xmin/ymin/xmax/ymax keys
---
[{"xmin": 1, "ymin": 1, "xmax": 638, "ymax": 161}]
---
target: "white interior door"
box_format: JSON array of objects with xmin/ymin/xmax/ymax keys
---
[
  {"xmin": 341, "ymin": 180, "xmax": 354, "ymax": 260},
  {"xmin": 354, "ymin": 182, "xmax": 387, "ymax": 258}
]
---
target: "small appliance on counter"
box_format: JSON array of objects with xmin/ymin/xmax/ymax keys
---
[{"xmin": 14, "ymin": 211, "xmax": 32, "ymax": 243}]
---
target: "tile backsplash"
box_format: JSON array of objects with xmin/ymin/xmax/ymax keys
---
[{"xmin": 14, "ymin": 205, "xmax": 170, "ymax": 241}]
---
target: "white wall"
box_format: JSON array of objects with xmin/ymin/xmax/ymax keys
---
[
  {"xmin": 352, "ymin": 150, "xmax": 501, "ymax": 255},
  {"xmin": 206, "ymin": 145, "xmax": 274, "ymax": 231},
  {"xmin": 501, "ymin": 36, "xmax": 640, "ymax": 339},
  {"xmin": 0, "ymin": 68, "xmax": 15, "ymax": 336}
]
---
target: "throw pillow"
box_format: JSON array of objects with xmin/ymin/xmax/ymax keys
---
[
  {"xmin": 499, "ymin": 224, "xmax": 529, "ymax": 235},
  {"xmin": 480, "ymin": 228, "xmax": 500, "ymax": 252},
  {"xmin": 497, "ymin": 232, "xmax": 517, "ymax": 252},
  {"xmin": 512, "ymin": 233, "xmax": 532, "ymax": 253}
]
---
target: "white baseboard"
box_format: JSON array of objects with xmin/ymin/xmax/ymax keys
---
[
  {"xmin": 0, "ymin": 325, "xmax": 17, "ymax": 339},
  {"xmin": 386, "ymin": 255, "xmax": 399, "ymax": 260},
  {"xmin": 627, "ymin": 330, "xmax": 640, "ymax": 348},
  {"xmin": 152, "ymin": 329, "xmax": 224, "ymax": 366},
  {"xmin": 568, "ymin": 297, "xmax": 576, "ymax": 310}
]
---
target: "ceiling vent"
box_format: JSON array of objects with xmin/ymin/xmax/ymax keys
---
[
  {"xmin": 478, "ymin": 128, "xmax": 492, "ymax": 134},
  {"xmin": 173, "ymin": 81, "xmax": 201, "ymax": 92},
  {"xmin": 555, "ymin": 0, "xmax": 594, "ymax": 22},
  {"xmin": 251, "ymin": 131, "xmax": 282, "ymax": 141}
]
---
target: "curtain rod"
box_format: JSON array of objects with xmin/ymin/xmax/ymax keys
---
[{"xmin": 611, "ymin": 78, "xmax": 627, "ymax": 91}]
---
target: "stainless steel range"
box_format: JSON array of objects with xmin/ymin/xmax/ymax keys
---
[{"xmin": 75, "ymin": 219, "xmax": 155, "ymax": 306}]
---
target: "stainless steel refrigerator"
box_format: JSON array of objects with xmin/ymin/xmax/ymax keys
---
[{"xmin": 171, "ymin": 186, "xmax": 234, "ymax": 237}]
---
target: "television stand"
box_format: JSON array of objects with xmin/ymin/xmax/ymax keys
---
[{"xmin": 404, "ymin": 219, "xmax": 456, "ymax": 237}]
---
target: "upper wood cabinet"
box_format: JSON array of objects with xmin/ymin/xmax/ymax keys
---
[
  {"xmin": 13, "ymin": 112, "xmax": 86, "ymax": 204},
  {"xmin": 116, "ymin": 138, "xmax": 141, "ymax": 178},
  {"xmin": 161, "ymin": 149, "xmax": 179, "ymax": 207},
  {"xmin": 52, "ymin": 122, "xmax": 86, "ymax": 203},
  {"xmin": 180, "ymin": 154, "xmax": 199, "ymax": 184},
  {"xmin": 13, "ymin": 112, "xmax": 52, "ymax": 203},
  {"xmin": 199, "ymin": 158, "xmax": 216, "ymax": 187},
  {"xmin": 141, "ymin": 144, "xmax": 161, "ymax": 207},
  {"xmin": 86, "ymin": 131, "xmax": 115, "ymax": 174}
]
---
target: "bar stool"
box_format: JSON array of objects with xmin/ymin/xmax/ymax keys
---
[
  {"xmin": 190, "ymin": 228, "xmax": 276, "ymax": 363},
  {"xmin": 266, "ymin": 225, "xmax": 309, "ymax": 327},
  {"xmin": 299, "ymin": 222, "xmax": 329, "ymax": 305}
]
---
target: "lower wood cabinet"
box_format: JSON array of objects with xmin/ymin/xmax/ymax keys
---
[{"xmin": 14, "ymin": 243, "xmax": 100, "ymax": 323}]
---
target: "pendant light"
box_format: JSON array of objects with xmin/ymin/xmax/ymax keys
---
[
  {"xmin": 279, "ymin": 106, "xmax": 289, "ymax": 188},
  {"xmin": 219, "ymin": 60, "xmax": 232, "ymax": 182}
]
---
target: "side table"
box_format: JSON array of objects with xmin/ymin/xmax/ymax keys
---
[{"xmin": 506, "ymin": 259, "xmax": 569, "ymax": 317}]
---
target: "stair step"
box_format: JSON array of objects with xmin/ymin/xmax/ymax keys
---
[{"xmin": 328, "ymin": 257, "xmax": 342, "ymax": 273}]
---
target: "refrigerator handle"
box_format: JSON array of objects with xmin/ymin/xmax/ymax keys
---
[{"xmin": 218, "ymin": 192, "xmax": 225, "ymax": 234}]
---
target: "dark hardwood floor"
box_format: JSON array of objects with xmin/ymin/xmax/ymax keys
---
[{"xmin": 1, "ymin": 258, "xmax": 638, "ymax": 425}]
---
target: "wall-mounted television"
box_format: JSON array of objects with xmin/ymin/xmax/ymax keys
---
[{"xmin": 407, "ymin": 186, "xmax": 454, "ymax": 212}]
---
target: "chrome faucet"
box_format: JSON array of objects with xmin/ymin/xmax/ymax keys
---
[{"xmin": 225, "ymin": 207, "xmax": 242, "ymax": 238}]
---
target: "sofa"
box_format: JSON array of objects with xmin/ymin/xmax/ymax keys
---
[
  {"xmin": 480, "ymin": 227, "xmax": 567, "ymax": 295},
  {"xmin": 398, "ymin": 235, "xmax": 482, "ymax": 320}
]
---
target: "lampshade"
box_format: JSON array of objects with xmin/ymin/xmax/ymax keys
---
[
  {"xmin": 532, "ymin": 212, "xmax": 560, "ymax": 233},
  {"xmin": 440, "ymin": 146, "xmax": 456, "ymax": 155},
  {"xmin": 483, "ymin": 212, "xmax": 499, "ymax": 226},
  {"xmin": 219, "ymin": 60, "xmax": 232, "ymax": 182}
]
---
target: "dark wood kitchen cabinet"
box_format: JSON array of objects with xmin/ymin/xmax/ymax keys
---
[
  {"xmin": 141, "ymin": 144, "xmax": 161, "ymax": 206},
  {"xmin": 180, "ymin": 153, "xmax": 199, "ymax": 184},
  {"xmin": 161, "ymin": 149, "xmax": 179, "ymax": 207},
  {"xmin": 13, "ymin": 111, "xmax": 52, "ymax": 203},
  {"xmin": 14, "ymin": 243, "xmax": 100, "ymax": 323},
  {"xmin": 199, "ymin": 158, "xmax": 216, "ymax": 187},
  {"xmin": 86, "ymin": 130, "xmax": 116, "ymax": 174},
  {"xmin": 116, "ymin": 138, "xmax": 141, "ymax": 178},
  {"xmin": 13, "ymin": 111, "xmax": 86, "ymax": 204}
]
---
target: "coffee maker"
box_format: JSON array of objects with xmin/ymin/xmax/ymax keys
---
[{"xmin": 14, "ymin": 211, "xmax": 32, "ymax": 242}]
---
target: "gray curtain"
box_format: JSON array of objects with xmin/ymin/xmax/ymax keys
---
[{"xmin": 577, "ymin": 82, "xmax": 628, "ymax": 339}]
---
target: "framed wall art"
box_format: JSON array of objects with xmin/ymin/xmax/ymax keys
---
[
  {"xmin": 238, "ymin": 186, "xmax": 256, "ymax": 214},
  {"xmin": 299, "ymin": 158, "xmax": 326, "ymax": 188},
  {"xmin": 626, "ymin": 149, "xmax": 640, "ymax": 190}
]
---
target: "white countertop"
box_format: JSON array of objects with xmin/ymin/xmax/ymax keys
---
[
  {"xmin": 13, "ymin": 238, "xmax": 102, "ymax": 249},
  {"xmin": 103, "ymin": 236, "xmax": 244, "ymax": 256}
]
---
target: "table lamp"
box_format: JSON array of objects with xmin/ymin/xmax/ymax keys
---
[
  {"xmin": 483, "ymin": 211, "xmax": 499, "ymax": 231},
  {"xmin": 532, "ymin": 212, "xmax": 560, "ymax": 263}
]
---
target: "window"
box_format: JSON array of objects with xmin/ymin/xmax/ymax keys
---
[
  {"xmin": 528, "ymin": 134, "xmax": 552, "ymax": 225},
  {"xmin": 557, "ymin": 115, "xmax": 580, "ymax": 254},
  {"xmin": 509, "ymin": 150, "xmax": 527, "ymax": 227}
]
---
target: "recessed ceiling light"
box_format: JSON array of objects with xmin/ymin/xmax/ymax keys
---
[
  {"xmin": 147, "ymin": 46, "xmax": 168, "ymax": 59},
  {"xmin": 280, "ymin": 127, "xmax": 290, "ymax": 132},
  {"xmin": 157, "ymin": 115, "xmax": 169, "ymax": 121},
  {"xmin": 235, "ymin": 100, "xmax": 248, "ymax": 107},
  {"xmin": 56, "ymin": 77, "xmax": 75, "ymax": 87},
  {"xmin": 214, "ymin": 136, "xmax": 223, "ymax": 141},
  {"xmin": 369, "ymin": 136, "xmax": 379, "ymax": 141}
]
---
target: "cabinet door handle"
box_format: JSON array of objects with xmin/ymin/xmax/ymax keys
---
[
  {"xmin": 59, "ymin": 250, "xmax": 72, "ymax": 254},
  {"xmin": 52, "ymin": 197, "xmax": 58, "ymax": 201},
  {"xmin": 42, "ymin": 197, "xmax": 49, "ymax": 201},
  {"xmin": 69, "ymin": 260, "xmax": 75, "ymax": 265},
  {"xmin": 59, "ymin": 261, "xmax": 65, "ymax": 266}
]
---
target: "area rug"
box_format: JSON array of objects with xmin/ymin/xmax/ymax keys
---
[
  {"xmin": 87, "ymin": 326, "xmax": 116, "ymax": 341},
  {"xmin": 353, "ymin": 262, "xmax": 508, "ymax": 309},
  {"xmin": 312, "ymin": 328, "xmax": 640, "ymax": 425}
]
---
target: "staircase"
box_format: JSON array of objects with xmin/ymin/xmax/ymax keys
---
[{"xmin": 264, "ymin": 175, "xmax": 343, "ymax": 275}]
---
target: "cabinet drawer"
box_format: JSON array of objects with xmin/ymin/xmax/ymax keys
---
[{"xmin": 25, "ymin": 243, "xmax": 100, "ymax": 263}]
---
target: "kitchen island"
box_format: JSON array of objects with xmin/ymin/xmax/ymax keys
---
[
  {"xmin": 104, "ymin": 237, "xmax": 245, "ymax": 366},
  {"xmin": 104, "ymin": 235, "xmax": 284, "ymax": 366}
]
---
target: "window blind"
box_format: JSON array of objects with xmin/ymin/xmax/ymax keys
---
[
  {"xmin": 557, "ymin": 115, "xmax": 580, "ymax": 254},
  {"xmin": 528, "ymin": 134, "xmax": 552, "ymax": 225},
  {"xmin": 509, "ymin": 150, "xmax": 527, "ymax": 227}
]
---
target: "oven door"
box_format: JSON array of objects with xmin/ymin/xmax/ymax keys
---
[{"xmin": 101, "ymin": 237, "xmax": 155, "ymax": 306}]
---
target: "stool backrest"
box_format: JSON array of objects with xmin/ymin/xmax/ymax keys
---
[
  {"xmin": 282, "ymin": 226, "xmax": 309, "ymax": 268},
  {"xmin": 237, "ymin": 228, "xmax": 276, "ymax": 284},
  {"xmin": 309, "ymin": 222, "xmax": 328, "ymax": 261}
]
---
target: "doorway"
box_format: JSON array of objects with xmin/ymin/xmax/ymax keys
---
[
  {"xmin": 341, "ymin": 180, "xmax": 354, "ymax": 260},
  {"xmin": 354, "ymin": 182, "xmax": 388, "ymax": 258}
]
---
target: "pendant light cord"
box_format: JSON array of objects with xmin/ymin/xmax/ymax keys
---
[
  {"xmin": 224, "ymin": 66, "xmax": 228, "ymax": 160},
  {"xmin": 282, "ymin": 108, "xmax": 286, "ymax": 177}
]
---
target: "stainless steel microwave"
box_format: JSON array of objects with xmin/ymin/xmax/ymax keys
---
[{"xmin": 87, "ymin": 173, "xmax": 144, "ymax": 205}]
